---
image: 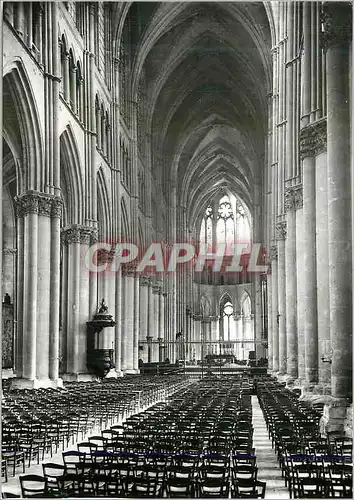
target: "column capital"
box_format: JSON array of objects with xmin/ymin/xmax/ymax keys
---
[
  {"xmin": 121, "ymin": 263, "xmax": 137, "ymax": 277},
  {"xmin": 300, "ymin": 118, "xmax": 327, "ymax": 159},
  {"xmin": 293, "ymin": 184, "xmax": 303, "ymax": 210},
  {"xmin": 139, "ymin": 275, "xmax": 151, "ymax": 287},
  {"xmin": 320, "ymin": 2, "xmax": 352, "ymax": 51},
  {"xmin": 96, "ymin": 247, "xmax": 116, "ymax": 265},
  {"xmin": 152, "ymin": 284, "xmax": 161, "ymax": 295},
  {"xmin": 193, "ymin": 314, "xmax": 203, "ymax": 321},
  {"xmin": 61, "ymin": 224, "xmax": 98, "ymax": 245},
  {"xmin": 275, "ymin": 221, "xmax": 287, "ymax": 240},
  {"xmin": 15, "ymin": 191, "xmax": 63, "ymax": 219},
  {"xmin": 269, "ymin": 244, "xmax": 278, "ymax": 261},
  {"xmin": 284, "ymin": 187, "xmax": 296, "ymax": 212}
]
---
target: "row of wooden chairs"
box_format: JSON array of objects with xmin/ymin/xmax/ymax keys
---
[
  {"xmin": 1, "ymin": 375, "xmax": 189, "ymax": 483},
  {"xmin": 256, "ymin": 376, "xmax": 352, "ymax": 498}
]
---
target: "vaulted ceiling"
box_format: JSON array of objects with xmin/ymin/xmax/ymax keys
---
[{"xmin": 115, "ymin": 2, "xmax": 273, "ymax": 229}]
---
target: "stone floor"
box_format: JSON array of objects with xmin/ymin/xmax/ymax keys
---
[
  {"xmin": 2, "ymin": 395, "xmax": 291, "ymax": 498},
  {"xmin": 251, "ymin": 395, "xmax": 290, "ymax": 499}
]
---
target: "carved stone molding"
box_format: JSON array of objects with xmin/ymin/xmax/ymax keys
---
[
  {"xmin": 51, "ymin": 198, "xmax": 63, "ymax": 218},
  {"xmin": 15, "ymin": 191, "xmax": 63, "ymax": 219},
  {"xmin": 270, "ymin": 245, "xmax": 278, "ymax": 261},
  {"xmin": 275, "ymin": 221, "xmax": 287, "ymax": 240},
  {"xmin": 121, "ymin": 264, "xmax": 137, "ymax": 278},
  {"xmin": 139, "ymin": 275, "xmax": 151, "ymax": 287},
  {"xmin": 61, "ymin": 225, "xmax": 98, "ymax": 246},
  {"xmin": 300, "ymin": 119, "xmax": 327, "ymax": 159},
  {"xmin": 194, "ymin": 314, "xmax": 203, "ymax": 321},
  {"xmin": 3, "ymin": 248, "xmax": 17, "ymax": 255},
  {"xmin": 320, "ymin": 2, "xmax": 352, "ymax": 51},
  {"xmin": 269, "ymin": 245, "xmax": 278, "ymax": 261},
  {"xmin": 293, "ymin": 185, "xmax": 303, "ymax": 210},
  {"xmin": 96, "ymin": 247, "xmax": 115, "ymax": 265},
  {"xmin": 152, "ymin": 284, "xmax": 161, "ymax": 295},
  {"xmin": 284, "ymin": 187, "xmax": 296, "ymax": 212}
]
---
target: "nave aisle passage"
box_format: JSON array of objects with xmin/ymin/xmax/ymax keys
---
[{"xmin": 252, "ymin": 395, "xmax": 290, "ymax": 499}]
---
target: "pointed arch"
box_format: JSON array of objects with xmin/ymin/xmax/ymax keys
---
[
  {"xmin": 220, "ymin": 292, "xmax": 233, "ymax": 309},
  {"xmin": 59, "ymin": 125, "xmax": 84, "ymax": 226},
  {"xmin": 3, "ymin": 59, "xmax": 44, "ymax": 193},
  {"xmin": 240, "ymin": 289, "xmax": 252, "ymax": 316}
]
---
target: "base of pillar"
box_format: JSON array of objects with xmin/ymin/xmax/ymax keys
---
[
  {"xmin": 124, "ymin": 369, "xmax": 140, "ymax": 375},
  {"xmin": 314, "ymin": 383, "xmax": 332, "ymax": 396},
  {"xmin": 319, "ymin": 397, "xmax": 352, "ymax": 438},
  {"xmin": 62, "ymin": 373, "xmax": 98, "ymax": 382},
  {"xmin": 2, "ymin": 368, "xmax": 16, "ymax": 379},
  {"xmin": 275, "ymin": 373, "xmax": 290, "ymax": 384},
  {"xmin": 114, "ymin": 370, "xmax": 124, "ymax": 377},
  {"xmin": 104, "ymin": 369, "xmax": 120, "ymax": 379},
  {"xmin": 10, "ymin": 377, "xmax": 63, "ymax": 390},
  {"xmin": 344, "ymin": 405, "xmax": 353, "ymax": 438},
  {"xmin": 289, "ymin": 378, "xmax": 304, "ymax": 389},
  {"xmin": 299, "ymin": 381, "xmax": 318, "ymax": 400},
  {"xmin": 283, "ymin": 376, "xmax": 297, "ymax": 388}
]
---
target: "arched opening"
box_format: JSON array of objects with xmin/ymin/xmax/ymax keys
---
[{"xmin": 2, "ymin": 139, "xmax": 18, "ymax": 373}]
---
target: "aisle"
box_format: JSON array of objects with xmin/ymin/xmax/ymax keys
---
[{"xmin": 252, "ymin": 395, "xmax": 290, "ymax": 499}]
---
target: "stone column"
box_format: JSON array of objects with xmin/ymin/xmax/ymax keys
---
[
  {"xmin": 203, "ymin": 318, "xmax": 211, "ymax": 355},
  {"xmin": 147, "ymin": 280, "xmax": 154, "ymax": 362},
  {"xmin": 254, "ymin": 277, "xmax": 263, "ymax": 360},
  {"xmin": 210, "ymin": 316, "xmax": 219, "ymax": 355},
  {"xmin": 14, "ymin": 2, "xmax": 25, "ymax": 37},
  {"xmin": 235, "ymin": 313, "xmax": 242, "ymax": 361},
  {"xmin": 61, "ymin": 225, "xmax": 96, "ymax": 382},
  {"xmin": 285, "ymin": 188, "xmax": 298, "ymax": 382},
  {"xmin": 300, "ymin": 124, "xmax": 319, "ymax": 388},
  {"xmin": 70, "ymin": 65, "xmax": 77, "ymax": 113},
  {"xmin": 63, "ymin": 52, "xmax": 70, "ymax": 103},
  {"xmin": 139, "ymin": 276, "xmax": 149, "ymax": 363},
  {"xmin": 323, "ymin": 3, "xmax": 352, "ymax": 399},
  {"xmin": 158, "ymin": 290, "xmax": 165, "ymax": 362},
  {"xmin": 266, "ymin": 276, "xmax": 273, "ymax": 371},
  {"xmin": 294, "ymin": 186, "xmax": 305, "ymax": 384},
  {"xmin": 243, "ymin": 316, "xmax": 252, "ymax": 361},
  {"xmin": 314, "ymin": 125, "xmax": 331, "ymax": 391},
  {"xmin": 276, "ymin": 221, "xmax": 287, "ymax": 375},
  {"xmin": 152, "ymin": 284, "xmax": 160, "ymax": 362},
  {"xmin": 49, "ymin": 199, "xmax": 62, "ymax": 383},
  {"xmin": 194, "ymin": 315, "xmax": 202, "ymax": 361},
  {"xmin": 270, "ymin": 245, "xmax": 279, "ymax": 372},
  {"xmin": 114, "ymin": 268, "xmax": 123, "ymax": 376},
  {"xmin": 133, "ymin": 272, "xmax": 140, "ymax": 372},
  {"xmin": 12, "ymin": 193, "xmax": 64, "ymax": 388},
  {"xmin": 320, "ymin": 3, "xmax": 352, "ymax": 436},
  {"xmin": 190, "ymin": 313, "xmax": 196, "ymax": 363},
  {"xmin": 121, "ymin": 264, "xmax": 135, "ymax": 373}
]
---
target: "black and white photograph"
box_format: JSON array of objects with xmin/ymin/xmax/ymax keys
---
[{"xmin": 1, "ymin": 1, "xmax": 353, "ymax": 498}]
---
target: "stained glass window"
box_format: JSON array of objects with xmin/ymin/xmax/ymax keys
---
[{"xmin": 199, "ymin": 193, "xmax": 250, "ymax": 253}]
